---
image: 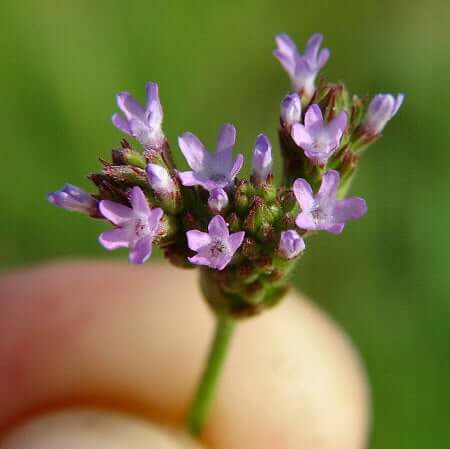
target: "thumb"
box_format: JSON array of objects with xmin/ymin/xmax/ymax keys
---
[{"xmin": 0, "ymin": 408, "xmax": 203, "ymax": 449}]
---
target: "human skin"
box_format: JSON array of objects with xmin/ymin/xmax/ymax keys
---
[{"xmin": 0, "ymin": 261, "xmax": 370, "ymax": 448}]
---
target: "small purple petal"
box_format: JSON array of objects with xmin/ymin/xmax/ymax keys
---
[
  {"xmin": 326, "ymin": 223, "xmax": 345, "ymax": 234},
  {"xmin": 116, "ymin": 92, "xmax": 145, "ymax": 121},
  {"xmin": 148, "ymin": 207, "xmax": 164, "ymax": 231},
  {"xmin": 130, "ymin": 186, "xmax": 151, "ymax": 215},
  {"xmin": 328, "ymin": 111, "xmax": 348, "ymax": 137},
  {"xmin": 333, "ymin": 197, "xmax": 368, "ymax": 222},
  {"xmin": 318, "ymin": 170, "xmax": 340, "ymax": 200},
  {"xmin": 48, "ymin": 184, "xmax": 97, "ymax": 215},
  {"xmin": 177, "ymin": 171, "xmax": 200, "ymax": 187},
  {"xmin": 178, "ymin": 132, "xmax": 210, "ymax": 172},
  {"xmin": 187, "ymin": 230, "xmax": 212, "ymax": 251},
  {"xmin": 99, "ymin": 228, "xmax": 130, "ymax": 250},
  {"xmin": 99, "ymin": 200, "xmax": 133, "ymax": 225},
  {"xmin": 393, "ymin": 93, "xmax": 404, "ymax": 116},
  {"xmin": 252, "ymin": 133, "xmax": 272, "ymax": 184},
  {"xmin": 293, "ymin": 178, "xmax": 315, "ymax": 210},
  {"xmin": 304, "ymin": 104, "xmax": 323, "ymax": 128},
  {"xmin": 145, "ymin": 82, "xmax": 163, "ymax": 127},
  {"xmin": 229, "ymin": 153, "xmax": 244, "ymax": 180},
  {"xmin": 291, "ymin": 123, "xmax": 313, "ymax": 148},
  {"xmin": 279, "ymin": 230, "xmax": 305, "ymax": 259},
  {"xmin": 208, "ymin": 215, "xmax": 229, "ymax": 239},
  {"xmin": 112, "ymin": 113, "xmax": 132, "ymax": 135},
  {"xmin": 228, "ymin": 231, "xmax": 245, "ymax": 254},
  {"xmin": 216, "ymin": 123, "xmax": 236, "ymax": 155},
  {"xmin": 295, "ymin": 212, "xmax": 317, "ymax": 230},
  {"xmin": 304, "ymin": 33, "xmax": 323, "ymax": 61},
  {"xmin": 129, "ymin": 236, "xmax": 152, "ymax": 264}
]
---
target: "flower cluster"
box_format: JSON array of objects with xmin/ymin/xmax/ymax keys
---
[{"xmin": 49, "ymin": 33, "xmax": 403, "ymax": 317}]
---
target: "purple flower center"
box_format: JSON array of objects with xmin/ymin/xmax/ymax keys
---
[
  {"xmin": 310, "ymin": 204, "xmax": 329, "ymax": 225},
  {"xmin": 134, "ymin": 217, "xmax": 150, "ymax": 239},
  {"xmin": 209, "ymin": 238, "xmax": 228, "ymax": 258},
  {"xmin": 209, "ymin": 173, "xmax": 229, "ymax": 184}
]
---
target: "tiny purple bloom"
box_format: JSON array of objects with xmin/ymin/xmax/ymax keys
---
[
  {"xmin": 252, "ymin": 134, "xmax": 272, "ymax": 184},
  {"xmin": 99, "ymin": 186, "xmax": 163, "ymax": 264},
  {"xmin": 291, "ymin": 104, "xmax": 347, "ymax": 164},
  {"xmin": 208, "ymin": 188, "xmax": 229, "ymax": 213},
  {"xmin": 178, "ymin": 124, "xmax": 244, "ymax": 192},
  {"xmin": 48, "ymin": 184, "xmax": 98, "ymax": 216},
  {"xmin": 186, "ymin": 215, "xmax": 245, "ymax": 270},
  {"xmin": 281, "ymin": 92, "xmax": 301, "ymax": 127},
  {"xmin": 146, "ymin": 163, "xmax": 176, "ymax": 196},
  {"xmin": 363, "ymin": 93, "xmax": 404, "ymax": 134},
  {"xmin": 293, "ymin": 170, "xmax": 367, "ymax": 234},
  {"xmin": 279, "ymin": 230, "xmax": 305, "ymax": 259},
  {"xmin": 274, "ymin": 33, "xmax": 330, "ymax": 97},
  {"xmin": 112, "ymin": 82, "xmax": 165, "ymax": 149}
]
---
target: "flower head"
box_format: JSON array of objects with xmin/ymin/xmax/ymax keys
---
[
  {"xmin": 112, "ymin": 82, "xmax": 165, "ymax": 149},
  {"xmin": 293, "ymin": 170, "xmax": 367, "ymax": 234},
  {"xmin": 99, "ymin": 186, "xmax": 163, "ymax": 264},
  {"xmin": 48, "ymin": 184, "xmax": 98, "ymax": 216},
  {"xmin": 363, "ymin": 93, "xmax": 404, "ymax": 134},
  {"xmin": 252, "ymin": 134, "xmax": 272, "ymax": 184},
  {"xmin": 186, "ymin": 215, "xmax": 245, "ymax": 270},
  {"xmin": 281, "ymin": 92, "xmax": 301, "ymax": 127},
  {"xmin": 292, "ymin": 104, "xmax": 347, "ymax": 164},
  {"xmin": 178, "ymin": 124, "xmax": 244, "ymax": 191},
  {"xmin": 208, "ymin": 188, "xmax": 229, "ymax": 213},
  {"xmin": 274, "ymin": 33, "xmax": 330, "ymax": 97},
  {"xmin": 278, "ymin": 230, "xmax": 305, "ymax": 259}
]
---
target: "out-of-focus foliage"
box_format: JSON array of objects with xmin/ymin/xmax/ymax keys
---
[{"xmin": 0, "ymin": 1, "xmax": 448, "ymax": 448}]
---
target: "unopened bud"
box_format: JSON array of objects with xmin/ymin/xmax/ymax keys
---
[
  {"xmin": 278, "ymin": 230, "xmax": 305, "ymax": 259},
  {"xmin": 208, "ymin": 188, "xmax": 229, "ymax": 213},
  {"xmin": 280, "ymin": 92, "xmax": 301, "ymax": 127}
]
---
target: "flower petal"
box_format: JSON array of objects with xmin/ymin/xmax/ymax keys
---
[
  {"xmin": 317, "ymin": 48, "xmax": 330, "ymax": 69},
  {"xmin": 186, "ymin": 230, "xmax": 212, "ymax": 251},
  {"xmin": 112, "ymin": 113, "xmax": 132, "ymax": 135},
  {"xmin": 304, "ymin": 104, "xmax": 323, "ymax": 129},
  {"xmin": 208, "ymin": 215, "xmax": 229, "ymax": 238},
  {"xmin": 216, "ymin": 123, "xmax": 236, "ymax": 155},
  {"xmin": 293, "ymin": 178, "xmax": 314, "ymax": 211},
  {"xmin": 229, "ymin": 153, "xmax": 244, "ymax": 180},
  {"xmin": 275, "ymin": 33, "xmax": 298, "ymax": 57},
  {"xmin": 304, "ymin": 33, "xmax": 323, "ymax": 62},
  {"xmin": 148, "ymin": 207, "xmax": 164, "ymax": 233},
  {"xmin": 333, "ymin": 197, "xmax": 368, "ymax": 222},
  {"xmin": 188, "ymin": 254, "xmax": 213, "ymax": 268},
  {"xmin": 145, "ymin": 82, "xmax": 163, "ymax": 128},
  {"xmin": 178, "ymin": 132, "xmax": 210, "ymax": 172},
  {"xmin": 116, "ymin": 92, "xmax": 145, "ymax": 121},
  {"xmin": 99, "ymin": 228, "xmax": 130, "ymax": 250},
  {"xmin": 129, "ymin": 236, "xmax": 152, "ymax": 264},
  {"xmin": 130, "ymin": 186, "xmax": 150, "ymax": 215},
  {"xmin": 328, "ymin": 111, "xmax": 348, "ymax": 137},
  {"xmin": 325, "ymin": 223, "xmax": 345, "ymax": 234},
  {"xmin": 295, "ymin": 211, "xmax": 317, "ymax": 230},
  {"xmin": 393, "ymin": 93, "xmax": 404, "ymax": 116},
  {"xmin": 228, "ymin": 231, "xmax": 245, "ymax": 254},
  {"xmin": 318, "ymin": 170, "xmax": 340, "ymax": 200},
  {"xmin": 291, "ymin": 123, "xmax": 313, "ymax": 149},
  {"xmin": 99, "ymin": 200, "xmax": 133, "ymax": 226}
]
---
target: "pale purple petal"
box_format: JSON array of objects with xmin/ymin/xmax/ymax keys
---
[
  {"xmin": 48, "ymin": 184, "xmax": 97, "ymax": 215},
  {"xmin": 392, "ymin": 94, "xmax": 404, "ymax": 116},
  {"xmin": 215, "ymin": 254, "xmax": 234, "ymax": 271},
  {"xmin": 295, "ymin": 212, "xmax": 317, "ymax": 230},
  {"xmin": 130, "ymin": 186, "xmax": 150, "ymax": 215},
  {"xmin": 304, "ymin": 33, "xmax": 323, "ymax": 62},
  {"xmin": 317, "ymin": 48, "xmax": 330, "ymax": 68},
  {"xmin": 333, "ymin": 197, "xmax": 368, "ymax": 222},
  {"xmin": 145, "ymin": 82, "xmax": 163, "ymax": 127},
  {"xmin": 116, "ymin": 92, "xmax": 145, "ymax": 121},
  {"xmin": 148, "ymin": 207, "xmax": 164, "ymax": 232},
  {"xmin": 326, "ymin": 223, "xmax": 345, "ymax": 234},
  {"xmin": 274, "ymin": 50, "xmax": 296, "ymax": 77},
  {"xmin": 177, "ymin": 171, "xmax": 199, "ymax": 187},
  {"xmin": 328, "ymin": 111, "xmax": 348, "ymax": 137},
  {"xmin": 178, "ymin": 132, "xmax": 210, "ymax": 172},
  {"xmin": 129, "ymin": 236, "xmax": 152, "ymax": 264},
  {"xmin": 216, "ymin": 123, "xmax": 236, "ymax": 156},
  {"xmin": 293, "ymin": 178, "xmax": 314, "ymax": 210},
  {"xmin": 208, "ymin": 215, "xmax": 229, "ymax": 239},
  {"xmin": 252, "ymin": 134, "xmax": 272, "ymax": 183},
  {"xmin": 275, "ymin": 33, "xmax": 298, "ymax": 57},
  {"xmin": 112, "ymin": 113, "xmax": 132, "ymax": 135},
  {"xmin": 318, "ymin": 170, "xmax": 340, "ymax": 200},
  {"xmin": 99, "ymin": 228, "xmax": 130, "ymax": 250},
  {"xmin": 304, "ymin": 104, "xmax": 323, "ymax": 128},
  {"xmin": 188, "ymin": 254, "xmax": 213, "ymax": 267},
  {"xmin": 229, "ymin": 153, "xmax": 244, "ymax": 180},
  {"xmin": 99, "ymin": 200, "xmax": 133, "ymax": 225},
  {"xmin": 291, "ymin": 123, "xmax": 313, "ymax": 149},
  {"xmin": 228, "ymin": 231, "xmax": 245, "ymax": 254},
  {"xmin": 186, "ymin": 230, "xmax": 212, "ymax": 251}
]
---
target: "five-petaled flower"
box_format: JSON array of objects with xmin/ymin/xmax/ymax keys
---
[
  {"xmin": 278, "ymin": 230, "xmax": 305, "ymax": 259},
  {"xmin": 274, "ymin": 33, "xmax": 330, "ymax": 98},
  {"xmin": 291, "ymin": 104, "xmax": 347, "ymax": 164},
  {"xmin": 363, "ymin": 93, "xmax": 404, "ymax": 135},
  {"xmin": 99, "ymin": 186, "xmax": 163, "ymax": 264},
  {"xmin": 186, "ymin": 215, "xmax": 245, "ymax": 270},
  {"xmin": 178, "ymin": 124, "xmax": 244, "ymax": 191},
  {"xmin": 48, "ymin": 184, "xmax": 98, "ymax": 216},
  {"xmin": 252, "ymin": 134, "xmax": 273, "ymax": 184},
  {"xmin": 112, "ymin": 82, "xmax": 165, "ymax": 149},
  {"xmin": 293, "ymin": 170, "xmax": 367, "ymax": 234}
]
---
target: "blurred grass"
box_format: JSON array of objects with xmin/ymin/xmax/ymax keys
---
[{"xmin": 0, "ymin": 0, "xmax": 449, "ymax": 447}]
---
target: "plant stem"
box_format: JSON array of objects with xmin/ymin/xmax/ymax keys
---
[{"xmin": 186, "ymin": 314, "xmax": 236, "ymax": 437}]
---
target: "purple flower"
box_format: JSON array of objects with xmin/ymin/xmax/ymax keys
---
[
  {"xmin": 252, "ymin": 134, "xmax": 272, "ymax": 184},
  {"xmin": 293, "ymin": 170, "xmax": 367, "ymax": 234},
  {"xmin": 279, "ymin": 230, "xmax": 305, "ymax": 259},
  {"xmin": 281, "ymin": 92, "xmax": 301, "ymax": 127},
  {"xmin": 208, "ymin": 188, "xmax": 229, "ymax": 213},
  {"xmin": 291, "ymin": 104, "xmax": 347, "ymax": 164},
  {"xmin": 186, "ymin": 215, "xmax": 245, "ymax": 270},
  {"xmin": 48, "ymin": 184, "xmax": 98, "ymax": 216},
  {"xmin": 363, "ymin": 93, "xmax": 404, "ymax": 134},
  {"xmin": 146, "ymin": 163, "xmax": 176, "ymax": 196},
  {"xmin": 178, "ymin": 124, "xmax": 244, "ymax": 191},
  {"xmin": 112, "ymin": 82, "xmax": 165, "ymax": 149},
  {"xmin": 99, "ymin": 186, "xmax": 163, "ymax": 264},
  {"xmin": 274, "ymin": 33, "xmax": 330, "ymax": 97}
]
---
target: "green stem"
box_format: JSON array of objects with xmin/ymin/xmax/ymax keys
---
[{"xmin": 186, "ymin": 314, "xmax": 236, "ymax": 436}]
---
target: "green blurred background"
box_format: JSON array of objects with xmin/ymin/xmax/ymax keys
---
[{"xmin": 1, "ymin": 0, "xmax": 448, "ymax": 447}]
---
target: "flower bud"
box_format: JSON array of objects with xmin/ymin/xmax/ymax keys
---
[
  {"xmin": 252, "ymin": 134, "xmax": 272, "ymax": 185},
  {"xmin": 146, "ymin": 163, "xmax": 182, "ymax": 214},
  {"xmin": 280, "ymin": 92, "xmax": 301, "ymax": 127},
  {"xmin": 363, "ymin": 93, "xmax": 404, "ymax": 134},
  {"xmin": 278, "ymin": 230, "xmax": 305, "ymax": 259},
  {"xmin": 47, "ymin": 184, "xmax": 99, "ymax": 217},
  {"xmin": 208, "ymin": 188, "xmax": 229, "ymax": 213}
]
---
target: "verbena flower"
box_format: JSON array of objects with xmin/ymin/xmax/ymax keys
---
[
  {"xmin": 112, "ymin": 82, "xmax": 165, "ymax": 149},
  {"xmin": 146, "ymin": 163, "xmax": 176, "ymax": 196},
  {"xmin": 293, "ymin": 170, "xmax": 367, "ymax": 234},
  {"xmin": 208, "ymin": 188, "xmax": 229, "ymax": 213},
  {"xmin": 252, "ymin": 134, "xmax": 272, "ymax": 184},
  {"xmin": 186, "ymin": 215, "xmax": 245, "ymax": 270},
  {"xmin": 48, "ymin": 184, "xmax": 98, "ymax": 216},
  {"xmin": 99, "ymin": 186, "xmax": 163, "ymax": 264},
  {"xmin": 178, "ymin": 124, "xmax": 244, "ymax": 191},
  {"xmin": 279, "ymin": 230, "xmax": 305, "ymax": 259},
  {"xmin": 274, "ymin": 33, "xmax": 330, "ymax": 97},
  {"xmin": 281, "ymin": 92, "xmax": 301, "ymax": 127},
  {"xmin": 291, "ymin": 104, "xmax": 347, "ymax": 164},
  {"xmin": 363, "ymin": 93, "xmax": 404, "ymax": 134}
]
